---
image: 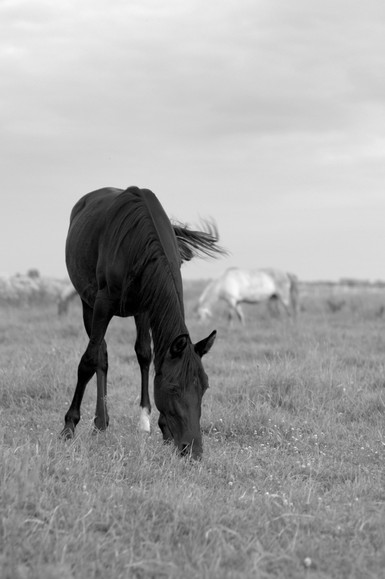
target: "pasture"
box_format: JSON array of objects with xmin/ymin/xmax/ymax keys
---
[{"xmin": 1, "ymin": 280, "xmax": 385, "ymax": 578}]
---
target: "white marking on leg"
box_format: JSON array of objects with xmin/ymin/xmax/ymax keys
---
[{"xmin": 139, "ymin": 407, "xmax": 151, "ymax": 433}]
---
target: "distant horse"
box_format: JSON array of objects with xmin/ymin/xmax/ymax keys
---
[
  {"xmin": 0, "ymin": 273, "xmax": 70, "ymax": 306},
  {"xmin": 57, "ymin": 284, "xmax": 78, "ymax": 315},
  {"xmin": 197, "ymin": 267, "xmax": 298, "ymax": 324},
  {"xmin": 60, "ymin": 186, "xmax": 226, "ymax": 460}
]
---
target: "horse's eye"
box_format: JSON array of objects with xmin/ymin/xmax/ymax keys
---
[{"xmin": 165, "ymin": 383, "xmax": 181, "ymax": 396}]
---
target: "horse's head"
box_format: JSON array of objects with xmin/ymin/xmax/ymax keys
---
[{"xmin": 154, "ymin": 330, "xmax": 216, "ymax": 460}]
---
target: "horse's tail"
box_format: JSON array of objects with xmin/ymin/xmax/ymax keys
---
[
  {"xmin": 172, "ymin": 220, "xmax": 228, "ymax": 262},
  {"xmin": 287, "ymin": 273, "xmax": 299, "ymax": 316}
]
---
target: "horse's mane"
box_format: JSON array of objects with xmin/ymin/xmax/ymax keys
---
[{"xmin": 142, "ymin": 258, "xmax": 189, "ymax": 368}]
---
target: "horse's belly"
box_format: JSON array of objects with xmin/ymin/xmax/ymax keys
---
[{"xmin": 241, "ymin": 287, "xmax": 273, "ymax": 301}]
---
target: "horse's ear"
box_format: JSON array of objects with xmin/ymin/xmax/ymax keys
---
[
  {"xmin": 194, "ymin": 330, "xmax": 217, "ymax": 358},
  {"xmin": 169, "ymin": 334, "xmax": 189, "ymax": 358}
]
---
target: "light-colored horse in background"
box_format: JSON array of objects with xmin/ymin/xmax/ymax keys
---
[
  {"xmin": 57, "ymin": 284, "xmax": 79, "ymax": 315},
  {"xmin": 197, "ymin": 267, "xmax": 298, "ymax": 324}
]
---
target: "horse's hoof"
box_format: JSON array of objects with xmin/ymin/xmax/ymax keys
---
[
  {"xmin": 59, "ymin": 426, "xmax": 74, "ymax": 440},
  {"xmin": 92, "ymin": 421, "xmax": 108, "ymax": 435}
]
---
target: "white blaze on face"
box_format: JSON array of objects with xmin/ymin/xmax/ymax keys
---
[{"xmin": 139, "ymin": 407, "xmax": 151, "ymax": 433}]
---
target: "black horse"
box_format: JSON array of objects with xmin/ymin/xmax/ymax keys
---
[{"xmin": 60, "ymin": 186, "xmax": 224, "ymax": 459}]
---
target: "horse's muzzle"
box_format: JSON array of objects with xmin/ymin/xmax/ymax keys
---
[{"xmin": 179, "ymin": 440, "xmax": 202, "ymax": 460}]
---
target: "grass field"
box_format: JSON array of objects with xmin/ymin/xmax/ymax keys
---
[{"xmin": 1, "ymin": 281, "xmax": 385, "ymax": 578}]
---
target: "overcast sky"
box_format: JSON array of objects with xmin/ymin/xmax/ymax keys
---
[{"xmin": 1, "ymin": 0, "xmax": 385, "ymax": 282}]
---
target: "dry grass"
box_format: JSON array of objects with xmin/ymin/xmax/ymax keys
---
[{"xmin": 1, "ymin": 283, "xmax": 385, "ymax": 578}]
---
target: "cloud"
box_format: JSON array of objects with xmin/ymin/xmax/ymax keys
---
[
  {"xmin": 1, "ymin": 0, "xmax": 385, "ymax": 279},
  {"xmin": 2, "ymin": 0, "xmax": 385, "ymax": 149}
]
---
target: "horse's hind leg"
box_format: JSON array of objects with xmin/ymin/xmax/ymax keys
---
[
  {"xmin": 81, "ymin": 299, "xmax": 111, "ymax": 432},
  {"xmin": 134, "ymin": 313, "xmax": 152, "ymax": 433},
  {"xmin": 268, "ymin": 295, "xmax": 280, "ymax": 318},
  {"xmin": 60, "ymin": 297, "xmax": 113, "ymax": 439},
  {"xmin": 94, "ymin": 337, "xmax": 109, "ymax": 432}
]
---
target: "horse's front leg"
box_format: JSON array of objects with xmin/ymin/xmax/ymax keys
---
[
  {"xmin": 60, "ymin": 297, "xmax": 113, "ymax": 439},
  {"xmin": 134, "ymin": 313, "xmax": 152, "ymax": 433},
  {"xmin": 235, "ymin": 303, "xmax": 245, "ymax": 325}
]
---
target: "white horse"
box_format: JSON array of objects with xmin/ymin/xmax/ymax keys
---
[
  {"xmin": 57, "ymin": 284, "xmax": 78, "ymax": 315},
  {"xmin": 197, "ymin": 267, "xmax": 298, "ymax": 324},
  {"xmin": 0, "ymin": 273, "xmax": 71, "ymax": 306}
]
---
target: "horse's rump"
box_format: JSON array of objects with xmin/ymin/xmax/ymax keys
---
[{"xmin": 66, "ymin": 187, "xmax": 182, "ymax": 316}]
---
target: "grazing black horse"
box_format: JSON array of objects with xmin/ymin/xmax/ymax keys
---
[{"xmin": 60, "ymin": 186, "xmax": 224, "ymax": 459}]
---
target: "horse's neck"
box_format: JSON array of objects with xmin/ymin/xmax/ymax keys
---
[{"xmin": 200, "ymin": 280, "xmax": 219, "ymax": 308}]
